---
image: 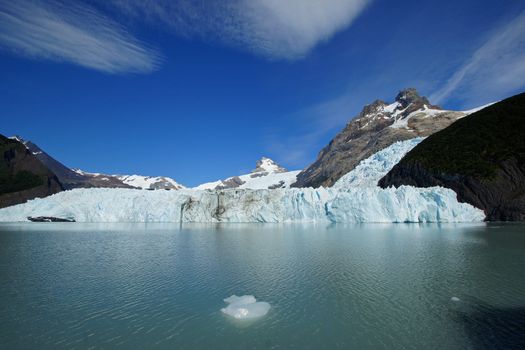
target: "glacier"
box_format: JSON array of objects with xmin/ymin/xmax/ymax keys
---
[
  {"xmin": 0, "ymin": 139, "xmax": 485, "ymax": 223},
  {"xmin": 333, "ymin": 138, "xmax": 425, "ymax": 188}
]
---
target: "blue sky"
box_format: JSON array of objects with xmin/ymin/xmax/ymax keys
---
[{"xmin": 1, "ymin": 0, "xmax": 525, "ymax": 186}]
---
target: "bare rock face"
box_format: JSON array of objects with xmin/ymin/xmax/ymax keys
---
[
  {"xmin": 0, "ymin": 135, "xmax": 63, "ymax": 208},
  {"xmin": 379, "ymin": 92, "xmax": 525, "ymax": 221},
  {"xmin": 293, "ymin": 88, "xmax": 465, "ymax": 188}
]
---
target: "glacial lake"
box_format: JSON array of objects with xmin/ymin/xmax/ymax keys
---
[{"xmin": 1, "ymin": 223, "xmax": 524, "ymax": 349}]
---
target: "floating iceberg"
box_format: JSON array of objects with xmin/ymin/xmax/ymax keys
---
[
  {"xmin": 221, "ymin": 295, "xmax": 271, "ymax": 320},
  {"xmin": 0, "ymin": 139, "xmax": 485, "ymax": 223}
]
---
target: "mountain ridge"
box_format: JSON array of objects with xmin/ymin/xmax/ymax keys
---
[
  {"xmin": 292, "ymin": 88, "xmax": 472, "ymax": 188},
  {"xmin": 0, "ymin": 135, "xmax": 63, "ymax": 208},
  {"xmin": 10, "ymin": 136, "xmax": 185, "ymax": 190}
]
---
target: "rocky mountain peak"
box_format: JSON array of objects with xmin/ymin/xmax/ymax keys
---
[
  {"xmin": 252, "ymin": 157, "xmax": 287, "ymax": 173},
  {"xmin": 292, "ymin": 88, "xmax": 467, "ymax": 188},
  {"xmin": 9, "ymin": 135, "xmax": 28, "ymax": 146},
  {"xmin": 395, "ymin": 88, "xmax": 439, "ymax": 110},
  {"xmin": 359, "ymin": 99, "xmax": 387, "ymax": 117}
]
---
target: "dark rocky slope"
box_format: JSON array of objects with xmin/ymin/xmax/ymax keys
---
[
  {"xmin": 0, "ymin": 135, "xmax": 63, "ymax": 208},
  {"xmin": 293, "ymin": 88, "xmax": 467, "ymax": 188},
  {"xmin": 11, "ymin": 136, "xmax": 133, "ymax": 190},
  {"xmin": 379, "ymin": 92, "xmax": 525, "ymax": 221}
]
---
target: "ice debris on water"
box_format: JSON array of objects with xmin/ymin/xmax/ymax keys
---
[{"xmin": 221, "ymin": 295, "xmax": 271, "ymax": 320}]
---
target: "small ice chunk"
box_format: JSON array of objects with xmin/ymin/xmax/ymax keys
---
[
  {"xmin": 451, "ymin": 296, "xmax": 461, "ymax": 302},
  {"xmin": 221, "ymin": 295, "xmax": 271, "ymax": 320},
  {"xmin": 224, "ymin": 295, "xmax": 257, "ymax": 305}
]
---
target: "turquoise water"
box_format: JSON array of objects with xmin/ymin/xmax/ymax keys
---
[{"xmin": 1, "ymin": 223, "xmax": 524, "ymax": 349}]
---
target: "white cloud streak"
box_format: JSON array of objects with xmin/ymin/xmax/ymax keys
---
[
  {"xmin": 0, "ymin": 0, "xmax": 161, "ymax": 73},
  {"xmin": 431, "ymin": 10, "xmax": 525, "ymax": 106},
  {"xmin": 109, "ymin": 0, "xmax": 371, "ymax": 60}
]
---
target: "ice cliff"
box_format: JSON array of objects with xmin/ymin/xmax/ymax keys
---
[{"xmin": 0, "ymin": 139, "xmax": 485, "ymax": 223}]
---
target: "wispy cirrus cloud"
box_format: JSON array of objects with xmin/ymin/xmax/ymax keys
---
[
  {"xmin": 264, "ymin": 92, "xmax": 357, "ymax": 166},
  {"xmin": 431, "ymin": 10, "xmax": 525, "ymax": 106},
  {"xmin": 108, "ymin": 0, "xmax": 372, "ymax": 60},
  {"xmin": 0, "ymin": 0, "xmax": 160, "ymax": 73}
]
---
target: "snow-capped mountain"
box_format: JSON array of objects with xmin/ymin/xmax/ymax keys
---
[
  {"xmin": 3, "ymin": 90, "xmax": 497, "ymax": 212},
  {"xmin": 71, "ymin": 169, "xmax": 185, "ymax": 190},
  {"xmin": 10, "ymin": 136, "xmax": 185, "ymax": 190},
  {"xmin": 293, "ymin": 88, "xmax": 480, "ymax": 188},
  {"xmin": 1, "ymin": 91, "xmax": 502, "ymax": 221},
  {"xmin": 116, "ymin": 174, "xmax": 184, "ymax": 190},
  {"xmin": 195, "ymin": 157, "xmax": 300, "ymax": 190}
]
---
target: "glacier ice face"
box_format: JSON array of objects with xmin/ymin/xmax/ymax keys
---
[
  {"xmin": 0, "ymin": 138, "xmax": 486, "ymax": 223},
  {"xmin": 0, "ymin": 186, "xmax": 484, "ymax": 223},
  {"xmin": 221, "ymin": 295, "xmax": 271, "ymax": 320},
  {"xmin": 0, "ymin": 187, "xmax": 332, "ymax": 223},
  {"xmin": 333, "ymin": 138, "xmax": 424, "ymax": 188},
  {"xmin": 327, "ymin": 186, "xmax": 484, "ymax": 223}
]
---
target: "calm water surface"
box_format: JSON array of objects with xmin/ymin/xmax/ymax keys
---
[{"xmin": 1, "ymin": 223, "xmax": 524, "ymax": 349}]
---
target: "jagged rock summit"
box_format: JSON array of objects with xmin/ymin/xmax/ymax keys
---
[
  {"xmin": 293, "ymin": 88, "xmax": 468, "ymax": 188},
  {"xmin": 395, "ymin": 88, "xmax": 439, "ymax": 112}
]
